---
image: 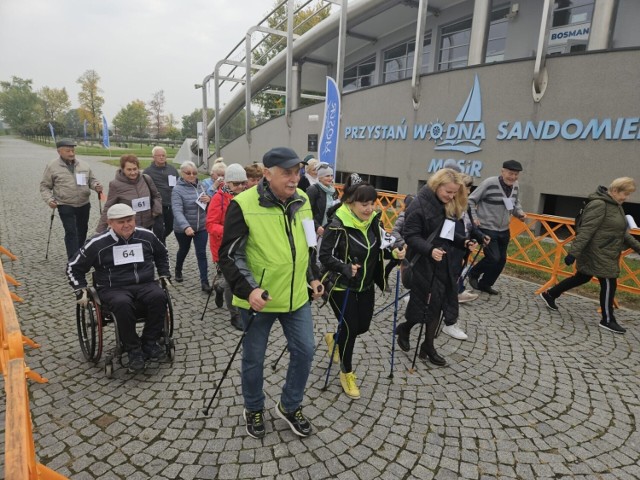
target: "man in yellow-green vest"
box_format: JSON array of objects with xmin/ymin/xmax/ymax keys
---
[{"xmin": 219, "ymin": 147, "xmax": 324, "ymax": 440}]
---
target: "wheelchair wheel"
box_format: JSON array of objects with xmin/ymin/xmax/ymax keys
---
[
  {"xmin": 76, "ymin": 302, "xmax": 102, "ymax": 362},
  {"xmin": 165, "ymin": 293, "xmax": 174, "ymax": 338}
]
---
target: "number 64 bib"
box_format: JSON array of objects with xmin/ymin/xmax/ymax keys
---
[{"xmin": 113, "ymin": 244, "xmax": 144, "ymax": 265}]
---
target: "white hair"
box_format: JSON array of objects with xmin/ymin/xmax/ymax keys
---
[
  {"xmin": 152, "ymin": 146, "xmax": 166, "ymax": 156},
  {"xmin": 180, "ymin": 161, "xmax": 197, "ymax": 172}
]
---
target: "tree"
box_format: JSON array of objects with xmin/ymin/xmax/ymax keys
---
[
  {"xmin": 112, "ymin": 100, "xmax": 149, "ymax": 139},
  {"xmin": 39, "ymin": 86, "xmax": 71, "ymax": 123},
  {"xmin": 252, "ymin": 1, "xmax": 330, "ymax": 117},
  {"xmin": 181, "ymin": 108, "xmax": 214, "ymax": 138},
  {"xmin": 148, "ymin": 90, "xmax": 166, "ymax": 139},
  {"xmin": 64, "ymin": 109, "xmax": 84, "ymax": 138},
  {"xmin": 77, "ymin": 70, "xmax": 104, "ymax": 139},
  {"xmin": 164, "ymin": 113, "xmax": 181, "ymax": 141},
  {"xmin": 0, "ymin": 76, "xmax": 42, "ymax": 133}
]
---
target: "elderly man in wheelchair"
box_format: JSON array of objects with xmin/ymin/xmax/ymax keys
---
[{"xmin": 67, "ymin": 203, "xmax": 172, "ymax": 373}]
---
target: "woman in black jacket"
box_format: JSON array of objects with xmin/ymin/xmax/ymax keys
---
[
  {"xmin": 319, "ymin": 178, "xmax": 404, "ymax": 400},
  {"xmin": 395, "ymin": 168, "xmax": 472, "ymax": 366},
  {"xmin": 306, "ymin": 163, "xmax": 339, "ymax": 236}
]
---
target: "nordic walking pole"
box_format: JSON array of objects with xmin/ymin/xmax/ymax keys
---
[
  {"xmin": 271, "ymin": 345, "xmax": 288, "ymax": 371},
  {"xmin": 199, "ymin": 268, "xmax": 219, "ymax": 322},
  {"xmin": 388, "ymin": 267, "xmax": 401, "ymax": 379},
  {"xmin": 45, "ymin": 210, "xmax": 55, "ymax": 260},
  {"xmin": 373, "ymin": 290, "xmax": 410, "ymax": 318},
  {"xmin": 408, "ymin": 322, "xmax": 424, "ymax": 374},
  {"xmin": 202, "ymin": 269, "xmax": 267, "ymax": 415},
  {"xmin": 322, "ymin": 287, "xmax": 350, "ymax": 390},
  {"xmin": 408, "ymin": 259, "xmax": 439, "ymax": 374},
  {"xmin": 97, "ymin": 191, "xmax": 103, "ymax": 214}
]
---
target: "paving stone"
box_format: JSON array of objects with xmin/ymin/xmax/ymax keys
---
[{"xmin": 1, "ymin": 135, "xmax": 639, "ymax": 479}]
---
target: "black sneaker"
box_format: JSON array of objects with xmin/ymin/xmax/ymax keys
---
[
  {"xmin": 174, "ymin": 271, "xmax": 183, "ymax": 283},
  {"xmin": 600, "ymin": 320, "xmax": 626, "ymax": 334},
  {"xmin": 215, "ymin": 286, "xmax": 224, "ymax": 308},
  {"xmin": 540, "ymin": 291, "xmax": 559, "ymax": 311},
  {"xmin": 230, "ymin": 315, "xmax": 244, "ymax": 331},
  {"xmin": 201, "ymin": 281, "xmax": 213, "ymax": 293},
  {"xmin": 142, "ymin": 341, "xmax": 167, "ymax": 361},
  {"xmin": 275, "ymin": 402, "xmax": 312, "ymax": 437},
  {"xmin": 128, "ymin": 348, "xmax": 145, "ymax": 373},
  {"xmin": 243, "ymin": 409, "xmax": 266, "ymax": 439}
]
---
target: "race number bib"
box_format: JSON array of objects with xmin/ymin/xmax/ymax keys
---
[
  {"xmin": 168, "ymin": 175, "xmax": 177, "ymax": 187},
  {"xmin": 502, "ymin": 197, "xmax": 514, "ymax": 210},
  {"xmin": 196, "ymin": 192, "xmax": 207, "ymax": 210},
  {"xmin": 76, "ymin": 173, "xmax": 87, "ymax": 185},
  {"xmin": 113, "ymin": 244, "xmax": 144, "ymax": 265},
  {"xmin": 439, "ymin": 219, "xmax": 456, "ymax": 241},
  {"xmin": 132, "ymin": 196, "xmax": 150, "ymax": 212}
]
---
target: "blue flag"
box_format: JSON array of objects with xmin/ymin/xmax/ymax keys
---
[
  {"xmin": 319, "ymin": 76, "xmax": 341, "ymax": 170},
  {"xmin": 48, "ymin": 122, "xmax": 55, "ymax": 142},
  {"xmin": 83, "ymin": 119, "xmax": 87, "ymax": 140},
  {"xmin": 102, "ymin": 115, "xmax": 110, "ymax": 148}
]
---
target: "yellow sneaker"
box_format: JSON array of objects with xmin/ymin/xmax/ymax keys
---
[
  {"xmin": 339, "ymin": 371, "xmax": 360, "ymax": 399},
  {"xmin": 324, "ymin": 333, "xmax": 340, "ymax": 364}
]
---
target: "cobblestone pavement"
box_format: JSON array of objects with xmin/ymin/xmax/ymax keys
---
[{"xmin": 1, "ymin": 136, "xmax": 640, "ymax": 479}]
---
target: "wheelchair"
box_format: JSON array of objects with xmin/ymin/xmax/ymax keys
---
[{"xmin": 75, "ymin": 280, "xmax": 175, "ymax": 377}]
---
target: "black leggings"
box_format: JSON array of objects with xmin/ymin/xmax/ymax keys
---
[
  {"xmin": 328, "ymin": 287, "xmax": 375, "ymax": 373},
  {"xmin": 547, "ymin": 272, "xmax": 617, "ymax": 322}
]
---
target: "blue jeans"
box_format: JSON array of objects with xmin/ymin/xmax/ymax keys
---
[
  {"xmin": 175, "ymin": 230, "xmax": 209, "ymax": 283},
  {"xmin": 471, "ymin": 229, "xmax": 510, "ymax": 288},
  {"xmin": 240, "ymin": 302, "xmax": 315, "ymax": 412},
  {"xmin": 57, "ymin": 203, "xmax": 91, "ymax": 259}
]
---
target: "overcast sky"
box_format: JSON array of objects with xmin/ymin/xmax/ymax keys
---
[{"xmin": 0, "ymin": 0, "xmax": 276, "ymax": 126}]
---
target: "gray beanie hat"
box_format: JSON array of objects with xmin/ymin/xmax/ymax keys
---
[{"xmin": 225, "ymin": 163, "xmax": 248, "ymax": 182}]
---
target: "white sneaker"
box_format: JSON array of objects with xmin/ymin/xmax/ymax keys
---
[
  {"xmin": 458, "ymin": 291, "xmax": 479, "ymax": 303},
  {"xmin": 442, "ymin": 324, "xmax": 468, "ymax": 340}
]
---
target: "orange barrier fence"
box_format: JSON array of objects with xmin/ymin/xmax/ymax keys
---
[
  {"xmin": 338, "ymin": 187, "xmax": 640, "ymax": 298},
  {"xmin": 1, "ymin": 255, "xmax": 66, "ymax": 480},
  {"xmin": 508, "ymin": 213, "xmax": 640, "ymax": 296}
]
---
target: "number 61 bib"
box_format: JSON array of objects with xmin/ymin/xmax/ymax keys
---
[{"xmin": 113, "ymin": 244, "xmax": 144, "ymax": 265}]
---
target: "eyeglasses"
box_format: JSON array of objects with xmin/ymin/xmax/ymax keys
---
[{"xmin": 183, "ymin": 171, "xmax": 198, "ymax": 176}]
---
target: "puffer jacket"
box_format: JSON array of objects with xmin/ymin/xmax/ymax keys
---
[
  {"xmin": 570, "ymin": 186, "xmax": 640, "ymax": 278},
  {"xmin": 403, "ymin": 185, "xmax": 467, "ymax": 325},
  {"xmin": 97, "ymin": 171, "xmax": 162, "ymax": 232},
  {"xmin": 171, "ymin": 177, "xmax": 208, "ymax": 233},
  {"xmin": 206, "ymin": 189, "xmax": 234, "ymax": 262}
]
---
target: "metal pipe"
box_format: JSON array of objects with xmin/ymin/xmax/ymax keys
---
[
  {"xmin": 468, "ymin": 0, "xmax": 491, "ymax": 66},
  {"xmin": 335, "ymin": 0, "xmax": 348, "ymax": 95},
  {"xmin": 588, "ymin": 0, "xmax": 619, "ymax": 51},
  {"xmin": 411, "ymin": 0, "xmax": 428, "ymax": 108},
  {"xmin": 532, "ymin": 0, "xmax": 554, "ymax": 102},
  {"xmin": 285, "ymin": 0, "xmax": 295, "ymax": 126}
]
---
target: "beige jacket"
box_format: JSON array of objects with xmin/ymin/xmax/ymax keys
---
[{"xmin": 40, "ymin": 157, "xmax": 100, "ymax": 207}]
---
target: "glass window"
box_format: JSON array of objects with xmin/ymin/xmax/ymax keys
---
[
  {"xmin": 486, "ymin": 7, "xmax": 510, "ymax": 63},
  {"xmin": 343, "ymin": 56, "xmax": 376, "ymax": 92},
  {"xmin": 383, "ymin": 34, "xmax": 431, "ymax": 83},
  {"xmin": 438, "ymin": 18, "xmax": 472, "ymax": 71},
  {"xmin": 553, "ymin": 0, "xmax": 595, "ymax": 27}
]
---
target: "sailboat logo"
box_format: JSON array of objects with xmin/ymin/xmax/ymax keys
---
[{"xmin": 433, "ymin": 75, "xmax": 486, "ymax": 154}]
